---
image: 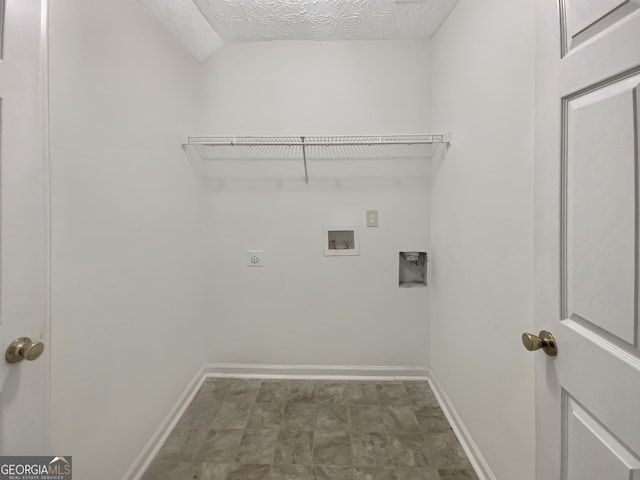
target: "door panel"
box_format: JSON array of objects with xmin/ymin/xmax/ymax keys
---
[
  {"xmin": 535, "ymin": 1, "xmax": 640, "ymax": 479},
  {"xmin": 564, "ymin": 393, "xmax": 640, "ymax": 480},
  {"xmin": 564, "ymin": 72, "xmax": 639, "ymax": 346},
  {"xmin": 557, "ymin": 321, "xmax": 640, "ymax": 469},
  {"xmin": 562, "ymin": 0, "xmax": 640, "ymax": 54}
]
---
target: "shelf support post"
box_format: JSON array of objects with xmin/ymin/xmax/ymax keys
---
[{"xmin": 301, "ymin": 136, "xmax": 309, "ymax": 184}]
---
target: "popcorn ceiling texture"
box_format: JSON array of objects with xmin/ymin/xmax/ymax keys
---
[
  {"xmin": 193, "ymin": 0, "xmax": 459, "ymax": 42},
  {"xmin": 139, "ymin": 0, "xmax": 458, "ymax": 61}
]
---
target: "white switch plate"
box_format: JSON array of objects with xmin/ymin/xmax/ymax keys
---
[
  {"xmin": 247, "ymin": 250, "xmax": 263, "ymax": 267},
  {"xmin": 366, "ymin": 209, "xmax": 379, "ymax": 227}
]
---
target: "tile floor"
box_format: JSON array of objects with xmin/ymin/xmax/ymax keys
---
[{"xmin": 142, "ymin": 378, "xmax": 478, "ymax": 480}]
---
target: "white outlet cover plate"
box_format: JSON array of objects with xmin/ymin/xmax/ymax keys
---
[{"xmin": 247, "ymin": 250, "xmax": 263, "ymax": 267}]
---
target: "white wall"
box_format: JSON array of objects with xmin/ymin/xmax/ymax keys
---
[
  {"xmin": 47, "ymin": 4, "xmax": 536, "ymax": 476},
  {"xmin": 430, "ymin": 2, "xmax": 536, "ymax": 480},
  {"xmin": 49, "ymin": 1, "xmax": 206, "ymax": 479},
  {"xmin": 199, "ymin": 41, "xmax": 433, "ymax": 366}
]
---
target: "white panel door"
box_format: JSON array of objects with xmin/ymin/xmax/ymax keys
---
[
  {"xmin": 535, "ymin": 1, "xmax": 640, "ymax": 478},
  {"xmin": 0, "ymin": 0, "xmax": 49, "ymax": 453}
]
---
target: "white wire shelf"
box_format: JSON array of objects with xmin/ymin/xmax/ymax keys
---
[
  {"xmin": 182, "ymin": 134, "xmax": 452, "ymax": 184},
  {"xmin": 185, "ymin": 134, "xmax": 450, "ymax": 146}
]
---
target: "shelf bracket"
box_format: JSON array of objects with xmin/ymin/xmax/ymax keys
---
[{"xmin": 301, "ymin": 136, "xmax": 309, "ymax": 184}]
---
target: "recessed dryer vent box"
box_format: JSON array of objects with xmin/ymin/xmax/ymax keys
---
[
  {"xmin": 324, "ymin": 226, "xmax": 359, "ymax": 256},
  {"xmin": 399, "ymin": 252, "xmax": 428, "ymax": 287}
]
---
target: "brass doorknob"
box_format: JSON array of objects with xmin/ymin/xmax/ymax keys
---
[
  {"xmin": 522, "ymin": 330, "xmax": 557, "ymax": 356},
  {"xmin": 5, "ymin": 337, "xmax": 45, "ymax": 364}
]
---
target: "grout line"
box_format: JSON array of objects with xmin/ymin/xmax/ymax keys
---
[{"xmin": 346, "ymin": 398, "xmax": 355, "ymax": 469}]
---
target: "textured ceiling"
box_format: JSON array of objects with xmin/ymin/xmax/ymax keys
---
[
  {"xmin": 140, "ymin": 0, "xmax": 458, "ymax": 62},
  {"xmin": 192, "ymin": 0, "xmax": 459, "ymax": 42}
]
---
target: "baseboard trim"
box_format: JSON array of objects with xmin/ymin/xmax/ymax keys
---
[
  {"xmin": 122, "ymin": 366, "xmax": 206, "ymax": 480},
  {"xmin": 203, "ymin": 362, "xmax": 429, "ymax": 380},
  {"xmin": 427, "ymin": 369, "xmax": 496, "ymax": 480}
]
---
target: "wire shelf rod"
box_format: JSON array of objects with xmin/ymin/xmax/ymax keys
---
[
  {"xmin": 301, "ymin": 136, "xmax": 309, "ymax": 184},
  {"xmin": 184, "ymin": 134, "xmax": 450, "ymax": 147}
]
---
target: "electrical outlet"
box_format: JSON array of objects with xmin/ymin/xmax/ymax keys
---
[
  {"xmin": 247, "ymin": 250, "xmax": 263, "ymax": 267},
  {"xmin": 366, "ymin": 209, "xmax": 379, "ymax": 227}
]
